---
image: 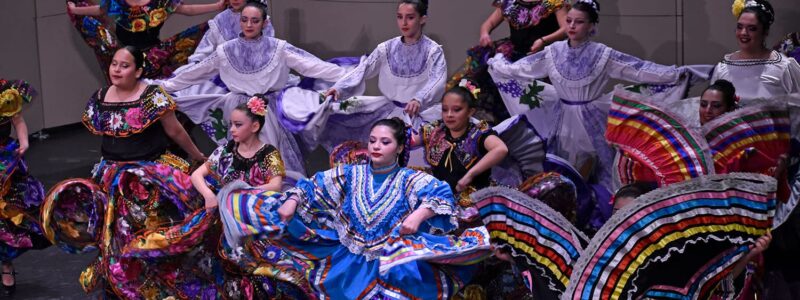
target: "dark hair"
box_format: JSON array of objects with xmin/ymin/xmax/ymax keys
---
[
  {"xmin": 398, "ymin": 0, "xmax": 428, "ymax": 16},
  {"xmin": 233, "ymin": 99, "xmax": 266, "ymax": 133},
  {"xmin": 243, "ymin": 0, "xmax": 268, "ymax": 20},
  {"xmin": 118, "ymin": 46, "xmax": 145, "ymax": 70},
  {"xmin": 571, "ymin": 1, "xmax": 600, "ymax": 24},
  {"xmin": 370, "ymin": 118, "xmax": 409, "ymax": 166},
  {"xmin": 444, "ymin": 86, "xmax": 477, "ymax": 108},
  {"xmin": 740, "ymin": 0, "xmax": 774, "ymax": 34},
  {"xmin": 702, "ymin": 79, "xmax": 737, "ymax": 111},
  {"xmin": 614, "ymin": 182, "xmax": 657, "ymax": 201}
]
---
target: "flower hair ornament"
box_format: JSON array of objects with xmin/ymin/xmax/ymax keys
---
[
  {"xmin": 246, "ymin": 95, "xmax": 267, "ymax": 116},
  {"xmin": 458, "ymin": 79, "xmax": 481, "ymax": 99},
  {"xmin": 732, "ymin": 0, "xmax": 774, "ymax": 24}
]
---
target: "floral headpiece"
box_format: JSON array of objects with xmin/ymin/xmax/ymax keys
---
[
  {"xmin": 732, "ymin": 0, "xmax": 774, "ymax": 25},
  {"xmin": 577, "ymin": 0, "xmax": 600, "ymax": 12},
  {"xmin": 246, "ymin": 96, "xmax": 267, "ymax": 116},
  {"xmin": 458, "ymin": 79, "xmax": 481, "ymax": 99},
  {"xmin": 0, "ymin": 80, "xmax": 34, "ymax": 118}
]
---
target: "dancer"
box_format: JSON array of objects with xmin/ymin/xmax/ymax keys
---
[
  {"xmin": 187, "ymin": 0, "xmax": 276, "ymax": 64},
  {"xmin": 449, "ymin": 0, "xmax": 568, "ymax": 122},
  {"xmin": 216, "ymin": 118, "xmax": 491, "ymax": 299},
  {"xmin": 67, "ymin": 0, "xmax": 225, "ymax": 78},
  {"xmin": 40, "ymin": 47, "xmax": 226, "ymax": 298},
  {"xmin": 161, "ymin": 1, "xmax": 347, "ymax": 180},
  {"xmin": 0, "ymin": 79, "xmax": 48, "ymax": 296},
  {"xmin": 488, "ymin": 0, "xmax": 695, "ymax": 195},
  {"xmin": 293, "ymin": 0, "xmax": 444, "ymax": 151},
  {"xmin": 713, "ymin": 0, "xmax": 800, "ymax": 103}
]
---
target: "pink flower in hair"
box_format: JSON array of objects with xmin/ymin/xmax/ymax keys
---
[{"xmin": 247, "ymin": 96, "xmax": 267, "ymax": 116}]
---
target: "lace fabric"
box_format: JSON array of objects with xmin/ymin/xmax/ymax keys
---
[
  {"xmin": 386, "ymin": 36, "xmax": 433, "ymax": 78},
  {"xmin": 223, "ymin": 36, "xmax": 278, "ymax": 74}
]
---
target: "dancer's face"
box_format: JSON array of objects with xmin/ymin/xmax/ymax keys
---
[
  {"xmin": 699, "ymin": 89, "xmax": 730, "ymax": 125},
  {"xmin": 612, "ymin": 196, "xmax": 635, "ymax": 214},
  {"xmin": 441, "ymin": 93, "xmax": 474, "ymax": 133},
  {"xmin": 566, "ymin": 9, "xmax": 594, "ymax": 44},
  {"xmin": 229, "ymin": 109, "xmax": 260, "ymax": 143},
  {"xmin": 240, "ymin": 6, "xmax": 266, "ymax": 39},
  {"xmin": 396, "ymin": 3, "xmax": 425, "ymax": 41},
  {"xmin": 736, "ymin": 12, "xmax": 766, "ymax": 52},
  {"xmin": 229, "ymin": 0, "xmax": 246, "ymax": 11},
  {"xmin": 369, "ymin": 125, "xmax": 402, "ymax": 168},
  {"xmin": 109, "ymin": 49, "xmax": 142, "ymax": 87}
]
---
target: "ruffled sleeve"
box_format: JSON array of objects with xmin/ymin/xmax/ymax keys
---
[
  {"xmin": 287, "ymin": 165, "xmax": 350, "ymax": 223},
  {"xmin": 161, "ymin": 51, "xmax": 221, "ymax": 92},
  {"xmin": 262, "ymin": 145, "xmax": 286, "ymax": 179},
  {"xmin": 283, "ymin": 43, "xmax": 346, "ymax": 82},
  {"xmin": 606, "ymin": 49, "xmax": 682, "ymax": 84},
  {"xmin": 332, "ymin": 44, "xmax": 385, "ymax": 100},
  {"xmin": 414, "ymin": 45, "xmax": 447, "ymax": 108},
  {"xmin": 413, "ymin": 174, "xmax": 459, "ymax": 233},
  {"xmin": 82, "ymin": 85, "xmax": 177, "ymax": 136}
]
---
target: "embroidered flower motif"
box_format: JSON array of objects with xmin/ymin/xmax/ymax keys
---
[
  {"xmin": 86, "ymin": 104, "xmax": 95, "ymax": 119},
  {"xmin": 732, "ymin": 0, "xmax": 745, "ymax": 18},
  {"xmin": 458, "ymin": 79, "xmax": 481, "ymax": 99},
  {"xmin": 124, "ymin": 107, "xmax": 143, "ymax": 129},
  {"xmin": 148, "ymin": 8, "xmax": 167, "ymax": 27},
  {"xmin": 153, "ymin": 92, "xmax": 169, "ymax": 107},
  {"xmin": 109, "ymin": 112, "xmax": 124, "ymax": 130},
  {"xmin": 175, "ymin": 38, "xmax": 195, "ymax": 52},
  {"xmin": 246, "ymin": 97, "xmax": 267, "ymax": 116},
  {"xmin": 131, "ymin": 18, "xmax": 147, "ymax": 32},
  {"xmin": 0, "ymin": 88, "xmax": 23, "ymax": 117}
]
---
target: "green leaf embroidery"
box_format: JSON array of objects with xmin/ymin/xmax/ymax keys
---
[
  {"xmin": 338, "ymin": 97, "xmax": 358, "ymax": 112},
  {"xmin": 519, "ymin": 81, "xmax": 545, "ymax": 109},
  {"xmin": 209, "ymin": 108, "xmax": 228, "ymax": 141}
]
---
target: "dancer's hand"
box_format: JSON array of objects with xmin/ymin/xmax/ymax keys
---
[
  {"xmin": 324, "ymin": 88, "xmax": 339, "ymax": 101},
  {"xmin": 479, "ymin": 33, "xmax": 493, "ymax": 47},
  {"xmin": 204, "ymin": 194, "xmax": 218, "ymax": 211},
  {"xmin": 746, "ymin": 232, "xmax": 771, "ymax": 261},
  {"xmin": 456, "ymin": 174, "xmax": 474, "ymax": 192},
  {"xmin": 529, "ymin": 38, "xmax": 545, "ymax": 54},
  {"xmin": 404, "ymin": 100, "xmax": 421, "ymax": 117},
  {"xmin": 399, "ymin": 207, "xmax": 434, "ymax": 235},
  {"xmin": 278, "ymin": 198, "xmax": 298, "ymax": 222},
  {"xmin": 15, "ymin": 142, "xmax": 28, "ymax": 157},
  {"xmin": 67, "ymin": 2, "xmax": 76, "ymax": 12}
]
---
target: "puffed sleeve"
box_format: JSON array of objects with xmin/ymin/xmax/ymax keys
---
[
  {"xmin": 414, "ymin": 46, "xmax": 447, "ymax": 108},
  {"xmin": 412, "ymin": 175, "xmax": 459, "ymax": 234},
  {"xmin": 205, "ymin": 144, "xmax": 227, "ymax": 178},
  {"xmin": 782, "ymin": 57, "xmax": 800, "ymax": 94},
  {"xmin": 161, "ymin": 50, "xmax": 221, "ymax": 92},
  {"xmin": 263, "ymin": 146, "xmax": 286, "ymax": 179},
  {"xmin": 283, "ymin": 43, "xmax": 346, "ymax": 83},
  {"xmin": 606, "ymin": 49, "xmax": 682, "ymax": 84},
  {"xmin": 332, "ymin": 45, "xmax": 385, "ymax": 100},
  {"xmin": 487, "ymin": 49, "xmax": 550, "ymax": 81}
]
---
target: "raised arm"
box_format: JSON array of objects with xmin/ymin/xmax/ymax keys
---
[
  {"xmin": 161, "ymin": 52, "xmax": 221, "ymax": 92},
  {"xmin": 283, "ymin": 44, "xmax": 346, "ymax": 82},
  {"xmin": 531, "ymin": 7, "xmax": 568, "ymax": 54},
  {"xmin": 606, "ymin": 49, "xmax": 683, "ymax": 85},
  {"xmin": 175, "ymin": 0, "xmax": 225, "ymax": 16},
  {"xmin": 67, "ymin": 2, "xmax": 103, "ymax": 16},
  {"xmin": 487, "ymin": 50, "xmax": 550, "ymax": 80},
  {"xmin": 328, "ymin": 46, "xmax": 384, "ymax": 100}
]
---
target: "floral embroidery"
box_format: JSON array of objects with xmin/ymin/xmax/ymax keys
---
[
  {"xmin": 82, "ymin": 85, "xmax": 176, "ymax": 137},
  {"xmin": 148, "ymin": 8, "xmax": 167, "ymax": 27},
  {"xmin": 422, "ymin": 120, "xmax": 495, "ymax": 169},
  {"xmin": 207, "ymin": 142, "xmax": 286, "ymax": 186},
  {"xmin": 102, "ymin": 0, "xmax": 182, "ymax": 32},
  {"xmin": 493, "ymin": 0, "xmax": 564, "ymax": 29}
]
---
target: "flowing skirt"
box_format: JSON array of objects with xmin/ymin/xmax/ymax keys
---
[{"xmin": 0, "ymin": 140, "xmax": 48, "ymax": 262}]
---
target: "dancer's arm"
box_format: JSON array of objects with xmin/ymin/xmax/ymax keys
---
[
  {"xmin": 11, "ymin": 114, "xmax": 28, "ymax": 156},
  {"xmin": 175, "ymin": 0, "xmax": 226, "ymax": 16},
  {"xmin": 67, "ymin": 3, "xmax": 103, "ymax": 16},
  {"xmin": 160, "ymin": 111, "xmax": 206, "ymax": 161}
]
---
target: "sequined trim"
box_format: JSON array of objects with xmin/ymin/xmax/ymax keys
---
[{"xmin": 82, "ymin": 85, "xmax": 176, "ymax": 137}]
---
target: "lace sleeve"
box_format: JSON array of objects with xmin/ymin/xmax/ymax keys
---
[
  {"xmin": 412, "ymin": 175, "xmax": 458, "ymax": 233},
  {"xmin": 283, "ymin": 43, "xmax": 346, "ymax": 82},
  {"xmin": 607, "ymin": 49, "xmax": 682, "ymax": 84},
  {"xmin": 413, "ymin": 46, "xmax": 446, "ymax": 107},
  {"xmin": 332, "ymin": 45, "xmax": 384, "ymax": 100}
]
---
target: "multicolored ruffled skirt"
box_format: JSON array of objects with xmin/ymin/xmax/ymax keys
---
[
  {"xmin": 217, "ymin": 181, "xmax": 492, "ymax": 299},
  {"xmin": 0, "ymin": 140, "xmax": 48, "ymax": 262},
  {"xmin": 41, "ymin": 154, "xmax": 227, "ymax": 299},
  {"xmin": 67, "ymin": 0, "xmax": 208, "ymax": 80}
]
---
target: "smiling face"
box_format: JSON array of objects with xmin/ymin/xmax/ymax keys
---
[
  {"xmin": 565, "ymin": 8, "xmax": 594, "ymax": 44},
  {"xmin": 368, "ymin": 125, "xmax": 402, "ymax": 168},
  {"xmin": 109, "ymin": 48, "xmax": 142, "ymax": 87},
  {"xmin": 441, "ymin": 92, "xmax": 474, "ymax": 133},
  {"xmin": 396, "ymin": 3, "xmax": 425, "ymax": 41},
  {"xmin": 736, "ymin": 12, "xmax": 766, "ymax": 52},
  {"xmin": 699, "ymin": 89, "xmax": 730, "ymax": 125},
  {"xmin": 240, "ymin": 6, "xmax": 266, "ymax": 39},
  {"xmin": 229, "ymin": 109, "xmax": 260, "ymax": 143}
]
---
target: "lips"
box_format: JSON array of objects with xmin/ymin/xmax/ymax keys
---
[{"xmin": 371, "ymin": 153, "xmax": 382, "ymax": 158}]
